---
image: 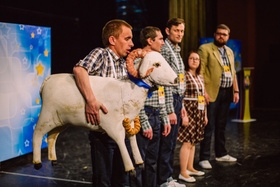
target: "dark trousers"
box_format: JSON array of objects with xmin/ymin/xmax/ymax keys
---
[
  {"xmin": 199, "ymin": 87, "xmax": 232, "ymax": 161},
  {"xmin": 89, "ymin": 131, "xmax": 130, "ymax": 187},
  {"xmin": 157, "ymin": 94, "xmax": 183, "ymax": 185},
  {"xmin": 134, "ymin": 106, "xmax": 161, "ymax": 187}
]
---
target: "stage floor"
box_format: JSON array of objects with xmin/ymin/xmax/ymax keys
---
[{"xmin": 1, "ymin": 109, "xmax": 280, "ymax": 187}]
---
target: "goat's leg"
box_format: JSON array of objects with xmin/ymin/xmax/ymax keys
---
[
  {"xmin": 115, "ymin": 139, "xmax": 135, "ymax": 172},
  {"xmin": 128, "ymin": 135, "xmax": 143, "ymax": 166},
  {"xmin": 125, "ymin": 118, "xmax": 143, "ymax": 168},
  {"xmin": 33, "ymin": 117, "xmax": 55, "ymax": 170},
  {"xmin": 47, "ymin": 125, "xmax": 68, "ymax": 166},
  {"xmin": 32, "ymin": 129, "xmax": 44, "ymax": 170},
  {"xmin": 104, "ymin": 125, "xmax": 135, "ymax": 172}
]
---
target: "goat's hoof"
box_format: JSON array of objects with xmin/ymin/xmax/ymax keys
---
[
  {"xmin": 138, "ymin": 163, "xmax": 144, "ymax": 170},
  {"xmin": 129, "ymin": 170, "xmax": 136, "ymax": 177},
  {"xmin": 34, "ymin": 163, "xmax": 42, "ymax": 170},
  {"xmin": 51, "ymin": 160, "xmax": 58, "ymax": 166}
]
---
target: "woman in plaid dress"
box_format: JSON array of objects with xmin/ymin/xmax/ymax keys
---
[{"xmin": 177, "ymin": 51, "xmax": 208, "ymax": 183}]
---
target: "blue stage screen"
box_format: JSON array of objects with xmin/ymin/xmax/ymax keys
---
[{"xmin": 0, "ymin": 22, "xmax": 51, "ymax": 162}]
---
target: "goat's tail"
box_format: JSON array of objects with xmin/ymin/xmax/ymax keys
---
[
  {"xmin": 39, "ymin": 75, "xmax": 52, "ymax": 97},
  {"xmin": 122, "ymin": 116, "xmax": 141, "ymax": 135}
]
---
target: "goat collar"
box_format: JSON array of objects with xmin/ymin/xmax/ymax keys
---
[{"xmin": 127, "ymin": 73, "xmax": 153, "ymax": 98}]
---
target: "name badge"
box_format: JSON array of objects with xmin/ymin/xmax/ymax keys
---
[
  {"xmin": 198, "ymin": 95, "xmax": 205, "ymax": 110},
  {"xmin": 158, "ymin": 86, "xmax": 165, "ymax": 104},
  {"xmin": 179, "ymin": 73, "xmax": 184, "ymax": 90},
  {"xmin": 223, "ymin": 65, "xmax": 231, "ymax": 77}
]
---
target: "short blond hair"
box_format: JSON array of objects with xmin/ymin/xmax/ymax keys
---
[
  {"xmin": 102, "ymin": 19, "xmax": 132, "ymax": 47},
  {"xmin": 216, "ymin": 24, "xmax": 230, "ymax": 33}
]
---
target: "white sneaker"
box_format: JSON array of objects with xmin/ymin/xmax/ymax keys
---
[
  {"xmin": 168, "ymin": 179, "xmax": 186, "ymax": 187},
  {"xmin": 199, "ymin": 160, "xmax": 212, "ymax": 169},
  {"xmin": 215, "ymin": 154, "xmax": 237, "ymax": 162}
]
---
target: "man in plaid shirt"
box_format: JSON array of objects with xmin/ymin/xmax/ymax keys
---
[
  {"xmin": 73, "ymin": 19, "xmax": 134, "ymax": 187},
  {"xmin": 133, "ymin": 26, "xmax": 171, "ymax": 187},
  {"xmin": 158, "ymin": 18, "xmax": 186, "ymax": 187}
]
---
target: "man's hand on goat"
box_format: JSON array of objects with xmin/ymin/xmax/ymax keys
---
[{"xmin": 85, "ymin": 101, "xmax": 108, "ymax": 125}]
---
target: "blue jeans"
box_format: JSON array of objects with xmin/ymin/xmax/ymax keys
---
[
  {"xmin": 89, "ymin": 131, "xmax": 130, "ymax": 187},
  {"xmin": 157, "ymin": 94, "xmax": 183, "ymax": 185},
  {"xmin": 199, "ymin": 87, "xmax": 232, "ymax": 161},
  {"xmin": 134, "ymin": 106, "xmax": 161, "ymax": 187}
]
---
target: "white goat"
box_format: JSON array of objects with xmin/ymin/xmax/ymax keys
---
[{"xmin": 32, "ymin": 49, "xmax": 177, "ymax": 174}]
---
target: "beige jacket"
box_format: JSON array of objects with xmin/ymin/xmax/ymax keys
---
[{"xmin": 198, "ymin": 42, "xmax": 236, "ymax": 102}]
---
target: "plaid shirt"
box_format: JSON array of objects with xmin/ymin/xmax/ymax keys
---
[
  {"xmin": 219, "ymin": 47, "xmax": 233, "ymax": 88},
  {"xmin": 160, "ymin": 38, "xmax": 186, "ymax": 114},
  {"xmin": 75, "ymin": 47, "xmax": 127, "ymax": 78}
]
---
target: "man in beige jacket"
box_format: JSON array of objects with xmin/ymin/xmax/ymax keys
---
[{"xmin": 198, "ymin": 24, "xmax": 239, "ymax": 169}]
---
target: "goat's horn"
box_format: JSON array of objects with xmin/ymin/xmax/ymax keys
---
[{"xmin": 126, "ymin": 48, "xmax": 148, "ymax": 78}]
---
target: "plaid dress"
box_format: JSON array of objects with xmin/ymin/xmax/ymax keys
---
[{"xmin": 177, "ymin": 72, "xmax": 206, "ymax": 144}]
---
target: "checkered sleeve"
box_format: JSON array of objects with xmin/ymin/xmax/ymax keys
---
[
  {"xmin": 164, "ymin": 86, "xmax": 174, "ymax": 114},
  {"xmin": 139, "ymin": 107, "xmax": 152, "ymax": 131},
  {"xmin": 159, "ymin": 103, "xmax": 170, "ymax": 125},
  {"xmin": 75, "ymin": 48, "xmax": 105, "ymax": 74}
]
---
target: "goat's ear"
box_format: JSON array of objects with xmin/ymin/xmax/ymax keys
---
[
  {"xmin": 141, "ymin": 68, "xmax": 154, "ymax": 78},
  {"xmin": 139, "ymin": 57, "xmax": 153, "ymax": 77},
  {"xmin": 138, "ymin": 58, "xmax": 149, "ymax": 75},
  {"xmin": 138, "ymin": 51, "xmax": 158, "ymax": 76}
]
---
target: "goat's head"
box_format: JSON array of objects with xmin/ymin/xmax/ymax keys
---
[{"xmin": 126, "ymin": 49, "xmax": 177, "ymax": 87}]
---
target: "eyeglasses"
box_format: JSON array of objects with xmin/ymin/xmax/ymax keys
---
[
  {"xmin": 189, "ymin": 57, "xmax": 199, "ymax": 61},
  {"xmin": 215, "ymin": 32, "xmax": 228, "ymax": 37}
]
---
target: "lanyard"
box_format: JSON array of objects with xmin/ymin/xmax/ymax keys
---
[
  {"xmin": 107, "ymin": 49, "xmax": 126, "ymax": 78},
  {"xmin": 107, "ymin": 49, "xmax": 116, "ymax": 78},
  {"xmin": 218, "ymin": 47, "xmax": 230, "ymax": 66},
  {"xmin": 165, "ymin": 41, "xmax": 180, "ymax": 71},
  {"xmin": 188, "ymin": 72, "xmax": 204, "ymax": 96}
]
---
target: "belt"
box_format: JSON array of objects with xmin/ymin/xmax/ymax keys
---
[
  {"xmin": 219, "ymin": 87, "xmax": 232, "ymax": 93},
  {"xmin": 144, "ymin": 106, "xmax": 160, "ymax": 115},
  {"xmin": 173, "ymin": 93, "xmax": 184, "ymax": 101},
  {"xmin": 219, "ymin": 87, "xmax": 231, "ymax": 90},
  {"xmin": 184, "ymin": 97, "xmax": 198, "ymax": 101}
]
